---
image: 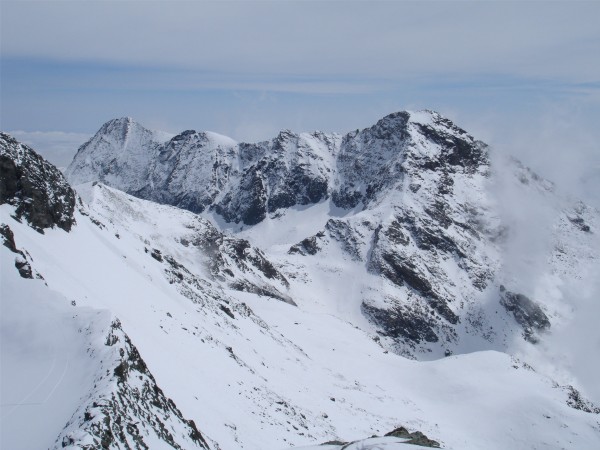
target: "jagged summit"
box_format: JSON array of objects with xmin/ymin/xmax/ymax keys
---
[
  {"xmin": 66, "ymin": 110, "xmax": 484, "ymax": 225},
  {"xmin": 91, "ymin": 117, "xmax": 144, "ymax": 147},
  {"xmin": 101, "ymin": 116, "xmax": 134, "ymax": 127}
]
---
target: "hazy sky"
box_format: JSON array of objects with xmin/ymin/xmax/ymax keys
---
[{"xmin": 1, "ymin": 0, "xmax": 599, "ymax": 199}]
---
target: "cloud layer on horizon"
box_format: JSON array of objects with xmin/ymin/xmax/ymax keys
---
[{"xmin": 3, "ymin": 1, "xmax": 599, "ymax": 83}]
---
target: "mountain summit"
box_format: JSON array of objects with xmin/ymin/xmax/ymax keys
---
[{"xmin": 67, "ymin": 110, "xmax": 486, "ymax": 225}]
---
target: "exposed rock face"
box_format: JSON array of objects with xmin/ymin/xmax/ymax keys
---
[
  {"xmin": 1, "ymin": 223, "xmax": 35, "ymax": 279},
  {"xmin": 1, "ymin": 132, "xmax": 76, "ymax": 232},
  {"xmin": 332, "ymin": 112, "xmax": 409, "ymax": 209},
  {"xmin": 564, "ymin": 385, "xmax": 600, "ymax": 414},
  {"xmin": 318, "ymin": 426, "xmax": 441, "ymax": 449},
  {"xmin": 1, "ymin": 223, "xmax": 19, "ymax": 254},
  {"xmin": 67, "ymin": 120, "xmax": 339, "ymax": 225},
  {"xmin": 55, "ymin": 320, "xmax": 212, "ymax": 450},
  {"xmin": 385, "ymin": 426, "xmax": 441, "ymax": 447},
  {"xmin": 499, "ymin": 286, "xmax": 550, "ymax": 343},
  {"xmin": 362, "ymin": 301, "xmax": 439, "ymax": 344},
  {"xmin": 172, "ymin": 212, "xmax": 294, "ymax": 305},
  {"xmin": 289, "ymin": 234, "xmax": 323, "ymax": 256}
]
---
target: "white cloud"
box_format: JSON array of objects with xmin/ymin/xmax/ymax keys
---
[
  {"xmin": 2, "ymin": 1, "xmax": 599, "ymax": 83},
  {"xmin": 457, "ymin": 99, "xmax": 600, "ymax": 208}
]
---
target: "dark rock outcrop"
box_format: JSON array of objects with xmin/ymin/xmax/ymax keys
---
[
  {"xmin": 1, "ymin": 223, "xmax": 36, "ymax": 279},
  {"xmin": 56, "ymin": 320, "xmax": 212, "ymax": 449},
  {"xmin": 369, "ymin": 236, "xmax": 458, "ymax": 327},
  {"xmin": 317, "ymin": 426, "xmax": 440, "ymax": 448},
  {"xmin": 362, "ymin": 302, "xmax": 439, "ymax": 344},
  {"xmin": 1, "ymin": 223, "xmax": 19, "ymax": 253},
  {"xmin": 499, "ymin": 286, "xmax": 550, "ymax": 343},
  {"xmin": 169, "ymin": 217, "xmax": 293, "ymax": 305},
  {"xmin": 0, "ymin": 132, "xmax": 76, "ymax": 232},
  {"xmin": 289, "ymin": 234, "xmax": 322, "ymax": 256},
  {"xmin": 564, "ymin": 385, "xmax": 600, "ymax": 414},
  {"xmin": 568, "ymin": 215, "xmax": 591, "ymax": 233},
  {"xmin": 385, "ymin": 426, "xmax": 441, "ymax": 447}
]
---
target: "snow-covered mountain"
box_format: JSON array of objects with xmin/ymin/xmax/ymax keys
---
[
  {"xmin": 2, "ymin": 110, "xmax": 600, "ymax": 450},
  {"xmin": 65, "ymin": 111, "xmax": 599, "ymax": 357}
]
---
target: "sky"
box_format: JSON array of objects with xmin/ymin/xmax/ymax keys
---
[{"xmin": 1, "ymin": 0, "xmax": 599, "ymax": 202}]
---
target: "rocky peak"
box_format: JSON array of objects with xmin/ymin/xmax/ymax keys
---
[
  {"xmin": 98, "ymin": 116, "xmax": 134, "ymax": 136},
  {"xmin": 367, "ymin": 110, "xmax": 411, "ymax": 137},
  {"xmin": 166, "ymin": 129, "xmax": 199, "ymax": 147},
  {"xmin": 177, "ymin": 129, "xmax": 198, "ymax": 137},
  {"xmin": 159, "ymin": 130, "xmax": 204, "ymax": 161},
  {"xmin": 89, "ymin": 117, "xmax": 155, "ymax": 154},
  {"xmin": 274, "ymin": 129, "xmax": 296, "ymax": 144},
  {"xmin": 405, "ymin": 111, "xmax": 488, "ymax": 173},
  {"xmin": 97, "ymin": 117, "xmax": 156, "ymax": 147},
  {"xmin": 66, "ymin": 117, "xmax": 174, "ymax": 190}
]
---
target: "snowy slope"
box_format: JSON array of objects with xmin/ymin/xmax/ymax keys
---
[
  {"xmin": 1, "ymin": 249, "xmax": 100, "ymax": 450},
  {"xmin": 1, "ymin": 225, "xmax": 211, "ymax": 450},
  {"xmin": 2, "ymin": 180, "xmax": 599, "ymax": 449}
]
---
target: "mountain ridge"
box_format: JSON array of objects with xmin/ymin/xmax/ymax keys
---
[
  {"xmin": 67, "ymin": 110, "xmax": 485, "ymax": 225},
  {"xmin": 64, "ymin": 111, "xmax": 599, "ymax": 358}
]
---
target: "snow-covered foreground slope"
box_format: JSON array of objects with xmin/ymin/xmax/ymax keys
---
[
  {"xmin": 2, "ymin": 179, "xmax": 599, "ymax": 449},
  {"xmin": 0, "ymin": 253, "xmax": 209, "ymax": 450},
  {"xmin": 1, "ymin": 249, "xmax": 99, "ymax": 450}
]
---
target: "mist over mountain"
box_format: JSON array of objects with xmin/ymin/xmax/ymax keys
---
[{"xmin": 2, "ymin": 111, "xmax": 599, "ymax": 449}]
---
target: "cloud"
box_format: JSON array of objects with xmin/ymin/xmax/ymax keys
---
[
  {"xmin": 7, "ymin": 130, "xmax": 90, "ymax": 168},
  {"xmin": 489, "ymin": 138, "xmax": 600, "ymax": 404},
  {"xmin": 461, "ymin": 98, "xmax": 600, "ymax": 208},
  {"xmin": 2, "ymin": 1, "xmax": 599, "ymax": 83}
]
